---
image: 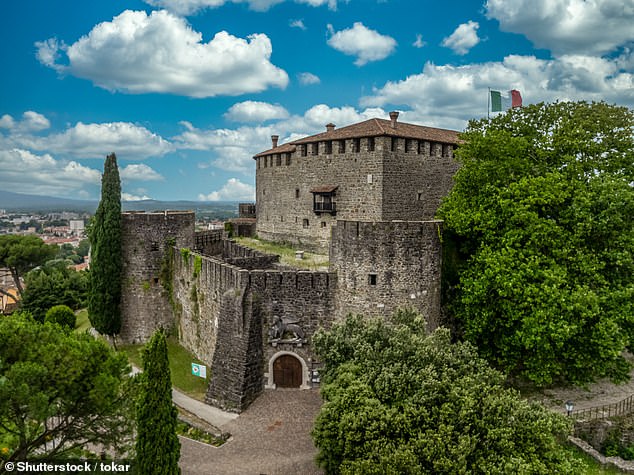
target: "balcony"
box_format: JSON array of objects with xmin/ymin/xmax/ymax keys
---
[{"xmin": 313, "ymin": 202, "xmax": 337, "ymax": 215}]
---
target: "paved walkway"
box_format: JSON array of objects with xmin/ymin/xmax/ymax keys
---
[{"xmin": 176, "ymin": 389, "xmax": 324, "ymax": 475}]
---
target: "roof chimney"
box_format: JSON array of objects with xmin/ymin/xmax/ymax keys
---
[
  {"xmin": 389, "ymin": 111, "xmax": 399, "ymax": 128},
  {"xmin": 326, "ymin": 123, "xmax": 336, "ymax": 132},
  {"xmin": 271, "ymin": 135, "xmax": 279, "ymax": 148}
]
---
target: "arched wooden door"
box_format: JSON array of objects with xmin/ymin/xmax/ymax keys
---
[{"xmin": 273, "ymin": 354, "xmax": 302, "ymax": 388}]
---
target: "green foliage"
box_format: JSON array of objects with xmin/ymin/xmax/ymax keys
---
[
  {"xmin": 193, "ymin": 255, "xmax": 202, "ymax": 278},
  {"xmin": 224, "ymin": 221, "xmax": 234, "ymax": 238},
  {"xmin": 0, "ymin": 234, "xmax": 57, "ymax": 295},
  {"xmin": 136, "ymin": 331, "xmax": 180, "ymax": 475},
  {"xmin": 312, "ymin": 310, "xmax": 578, "ymax": 474},
  {"xmin": 0, "ymin": 312, "xmax": 135, "ymax": 462},
  {"xmin": 20, "ymin": 266, "xmax": 88, "ymax": 322},
  {"xmin": 44, "ymin": 305, "xmax": 76, "ymax": 330},
  {"xmin": 180, "ymin": 247, "xmax": 190, "ymax": 263},
  {"xmin": 438, "ymin": 101, "xmax": 634, "ymax": 386},
  {"xmin": 88, "ymin": 153, "xmax": 122, "ymax": 337}
]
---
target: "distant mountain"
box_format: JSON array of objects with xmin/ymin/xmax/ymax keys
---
[{"xmin": 0, "ymin": 190, "xmax": 241, "ymax": 218}]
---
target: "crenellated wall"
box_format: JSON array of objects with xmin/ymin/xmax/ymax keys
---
[
  {"xmin": 330, "ymin": 220, "xmax": 443, "ymax": 330},
  {"xmin": 120, "ymin": 211, "xmax": 195, "ymax": 344}
]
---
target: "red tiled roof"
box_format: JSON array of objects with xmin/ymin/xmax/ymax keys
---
[{"xmin": 253, "ymin": 117, "xmax": 460, "ymax": 158}]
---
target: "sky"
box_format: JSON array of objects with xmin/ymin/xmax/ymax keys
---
[{"xmin": 1, "ymin": 0, "xmax": 633, "ymax": 202}]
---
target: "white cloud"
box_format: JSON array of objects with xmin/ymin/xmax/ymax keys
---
[
  {"xmin": 0, "ymin": 111, "xmax": 50, "ymax": 132},
  {"xmin": 290, "ymin": 19, "xmax": 306, "ymax": 30},
  {"xmin": 442, "ymin": 21, "xmax": 480, "ymax": 55},
  {"xmin": 486, "ymin": 0, "xmax": 634, "ymax": 55},
  {"xmin": 120, "ymin": 164, "xmax": 164, "ymax": 181},
  {"xmin": 36, "ymin": 10, "xmax": 288, "ymax": 97},
  {"xmin": 144, "ymin": 0, "xmax": 336, "ymax": 15},
  {"xmin": 327, "ymin": 22, "xmax": 397, "ymax": 66},
  {"xmin": 0, "ymin": 149, "xmax": 100, "ymax": 197},
  {"xmin": 224, "ymin": 101, "xmax": 290, "ymax": 122},
  {"xmin": 362, "ymin": 54, "xmax": 634, "ymax": 130},
  {"xmin": 198, "ymin": 178, "xmax": 255, "ymax": 201},
  {"xmin": 413, "ymin": 34, "xmax": 426, "ymax": 48},
  {"xmin": 298, "ymin": 72, "xmax": 321, "ymax": 85},
  {"xmin": 122, "ymin": 192, "xmax": 152, "ymax": 201},
  {"xmin": 4, "ymin": 121, "xmax": 173, "ymax": 160}
]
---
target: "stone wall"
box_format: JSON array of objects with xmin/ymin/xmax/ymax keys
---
[
  {"xmin": 330, "ymin": 220, "xmax": 443, "ymax": 330},
  {"xmin": 120, "ymin": 211, "xmax": 195, "ymax": 344}
]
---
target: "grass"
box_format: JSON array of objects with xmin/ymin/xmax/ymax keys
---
[
  {"xmin": 119, "ymin": 336, "xmax": 209, "ymax": 401},
  {"xmin": 235, "ymin": 236, "xmax": 329, "ymax": 270},
  {"xmin": 564, "ymin": 443, "xmax": 626, "ymax": 474}
]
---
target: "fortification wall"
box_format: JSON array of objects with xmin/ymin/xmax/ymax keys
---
[
  {"xmin": 330, "ymin": 220, "xmax": 443, "ymax": 329},
  {"xmin": 255, "ymin": 137, "xmax": 386, "ymax": 250},
  {"xmin": 120, "ymin": 211, "xmax": 195, "ymax": 344},
  {"xmin": 381, "ymin": 139, "xmax": 459, "ymax": 221},
  {"xmin": 194, "ymin": 229, "xmax": 225, "ymax": 256}
]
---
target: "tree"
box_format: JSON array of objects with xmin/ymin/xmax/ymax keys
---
[
  {"xmin": 0, "ymin": 235, "xmax": 57, "ymax": 296},
  {"xmin": 438, "ymin": 101, "xmax": 634, "ymax": 386},
  {"xmin": 20, "ymin": 264, "xmax": 88, "ymax": 323},
  {"xmin": 136, "ymin": 330, "xmax": 180, "ymax": 475},
  {"xmin": 0, "ymin": 312, "xmax": 135, "ymax": 462},
  {"xmin": 44, "ymin": 305, "xmax": 76, "ymax": 330},
  {"xmin": 88, "ymin": 153, "xmax": 122, "ymax": 337},
  {"xmin": 312, "ymin": 310, "xmax": 578, "ymax": 474}
]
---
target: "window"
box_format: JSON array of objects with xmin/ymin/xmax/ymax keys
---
[
  {"xmin": 353, "ymin": 138, "xmax": 361, "ymax": 153},
  {"xmin": 301, "ymin": 144, "xmax": 307, "ymax": 157},
  {"xmin": 368, "ymin": 274, "xmax": 377, "ymax": 285},
  {"xmin": 368, "ymin": 137, "xmax": 375, "ymax": 151},
  {"xmin": 263, "ymin": 156, "xmax": 268, "ymax": 168},
  {"xmin": 405, "ymin": 139, "xmax": 411, "ymax": 152},
  {"xmin": 417, "ymin": 192, "xmax": 423, "ymax": 201},
  {"xmin": 338, "ymin": 140, "xmax": 346, "ymax": 153},
  {"xmin": 321, "ymin": 221, "xmax": 327, "ymax": 228},
  {"xmin": 390, "ymin": 137, "xmax": 397, "ymax": 152},
  {"xmin": 295, "ymin": 188, "xmax": 300, "ymax": 198},
  {"xmin": 429, "ymin": 142, "xmax": 436, "ymax": 157},
  {"xmin": 153, "ymin": 277, "xmax": 159, "ymax": 284},
  {"xmin": 285, "ymin": 153, "xmax": 291, "ymax": 165},
  {"xmin": 275, "ymin": 154, "xmax": 281, "ymax": 166},
  {"xmin": 150, "ymin": 241, "xmax": 159, "ymax": 251},
  {"xmin": 312, "ymin": 143, "xmax": 319, "ymax": 155},
  {"xmin": 325, "ymin": 141, "xmax": 332, "ymax": 154},
  {"xmin": 302, "ymin": 219, "xmax": 309, "ymax": 228},
  {"xmin": 280, "ymin": 216, "xmax": 284, "ymax": 222}
]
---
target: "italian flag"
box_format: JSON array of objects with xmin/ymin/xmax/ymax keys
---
[{"xmin": 490, "ymin": 89, "xmax": 522, "ymax": 112}]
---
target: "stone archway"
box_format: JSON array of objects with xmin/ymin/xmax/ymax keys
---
[{"xmin": 266, "ymin": 351, "xmax": 311, "ymax": 389}]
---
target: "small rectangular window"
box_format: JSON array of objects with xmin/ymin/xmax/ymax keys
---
[
  {"xmin": 325, "ymin": 141, "xmax": 332, "ymax": 154},
  {"xmin": 276, "ymin": 154, "xmax": 281, "ymax": 166},
  {"xmin": 368, "ymin": 137, "xmax": 375, "ymax": 151},
  {"xmin": 417, "ymin": 192, "xmax": 423, "ymax": 201},
  {"xmin": 338, "ymin": 140, "xmax": 346, "ymax": 153},
  {"xmin": 321, "ymin": 221, "xmax": 327, "ymax": 228},
  {"xmin": 295, "ymin": 188, "xmax": 300, "ymax": 198},
  {"xmin": 302, "ymin": 219, "xmax": 309, "ymax": 228},
  {"xmin": 368, "ymin": 274, "xmax": 377, "ymax": 285},
  {"xmin": 312, "ymin": 143, "xmax": 319, "ymax": 155},
  {"xmin": 390, "ymin": 137, "xmax": 397, "ymax": 152},
  {"xmin": 353, "ymin": 138, "xmax": 361, "ymax": 153},
  {"xmin": 405, "ymin": 139, "xmax": 410, "ymax": 152},
  {"xmin": 417, "ymin": 140, "xmax": 422, "ymax": 154},
  {"xmin": 301, "ymin": 145, "xmax": 307, "ymax": 157},
  {"xmin": 285, "ymin": 153, "xmax": 291, "ymax": 165}
]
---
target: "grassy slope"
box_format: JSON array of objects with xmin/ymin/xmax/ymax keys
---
[{"xmin": 234, "ymin": 236, "xmax": 329, "ymax": 270}]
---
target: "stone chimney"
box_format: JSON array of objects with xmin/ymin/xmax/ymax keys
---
[
  {"xmin": 326, "ymin": 123, "xmax": 336, "ymax": 132},
  {"xmin": 389, "ymin": 111, "xmax": 399, "ymax": 128},
  {"xmin": 271, "ymin": 135, "xmax": 279, "ymax": 148}
]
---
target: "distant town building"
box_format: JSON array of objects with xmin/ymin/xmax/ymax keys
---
[{"xmin": 69, "ymin": 219, "xmax": 85, "ymax": 235}]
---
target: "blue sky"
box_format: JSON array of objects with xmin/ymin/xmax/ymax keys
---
[{"xmin": 1, "ymin": 0, "xmax": 632, "ymax": 202}]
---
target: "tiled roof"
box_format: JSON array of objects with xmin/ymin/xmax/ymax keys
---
[
  {"xmin": 253, "ymin": 117, "xmax": 460, "ymax": 158},
  {"xmin": 253, "ymin": 142, "xmax": 296, "ymax": 158}
]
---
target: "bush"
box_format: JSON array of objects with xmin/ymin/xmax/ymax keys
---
[{"xmin": 44, "ymin": 305, "xmax": 76, "ymax": 330}]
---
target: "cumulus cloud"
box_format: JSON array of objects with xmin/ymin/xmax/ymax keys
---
[
  {"xmin": 486, "ymin": 0, "xmax": 634, "ymax": 55},
  {"xmin": 144, "ymin": 0, "xmax": 336, "ymax": 15},
  {"xmin": 327, "ymin": 22, "xmax": 397, "ymax": 66},
  {"xmin": 442, "ymin": 21, "xmax": 480, "ymax": 55},
  {"xmin": 290, "ymin": 19, "xmax": 306, "ymax": 30},
  {"xmin": 120, "ymin": 164, "xmax": 164, "ymax": 181},
  {"xmin": 0, "ymin": 111, "xmax": 50, "ymax": 132},
  {"xmin": 362, "ymin": 54, "xmax": 634, "ymax": 130},
  {"xmin": 0, "ymin": 149, "xmax": 101, "ymax": 197},
  {"xmin": 198, "ymin": 178, "xmax": 255, "ymax": 201},
  {"xmin": 298, "ymin": 72, "xmax": 321, "ymax": 85},
  {"xmin": 413, "ymin": 34, "xmax": 426, "ymax": 48},
  {"xmin": 3, "ymin": 121, "xmax": 173, "ymax": 160},
  {"xmin": 224, "ymin": 101, "xmax": 290, "ymax": 122},
  {"xmin": 36, "ymin": 10, "xmax": 288, "ymax": 97},
  {"xmin": 122, "ymin": 192, "xmax": 153, "ymax": 201}
]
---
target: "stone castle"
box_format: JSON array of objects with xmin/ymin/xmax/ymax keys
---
[{"xmin": 119, "ymin": 112, "xmax": 460, "ymax": 412}]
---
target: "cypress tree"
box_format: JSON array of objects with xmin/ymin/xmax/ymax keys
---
[
  {"xmin": 136, "ymin": 330, "xmax": 181, "ymax": 474},
  {"xmin": 88, "ymin": 153, "xmax": 122, "ymax": 337}
]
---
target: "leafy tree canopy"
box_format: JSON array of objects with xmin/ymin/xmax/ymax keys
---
[
  {"xmin": 0, "ymin": 312, "xmax": 135, "ymax": 462},
  {"xmin": 312, "ymin": 310, "xmax": 577, "ymax": 474},
  {"xmin": 0, "ymin": 235, "xmax": 57, "ymax": 296},
  {"xmin": 438, "ymin": 101, "xmax": 634, "ymax": 386},
  {"xmin": 44, "ymin": 304, "xmax": 76, "ymax": 330}
]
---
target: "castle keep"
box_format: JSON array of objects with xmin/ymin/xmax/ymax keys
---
[{"xmin": 120, "ymin": 113, "xmax": 460, "ymax": 412}]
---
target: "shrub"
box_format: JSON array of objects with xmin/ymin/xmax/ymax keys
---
[{"xmin": 44, "ymin": 305, "xmax": 76, "ymax": 330}]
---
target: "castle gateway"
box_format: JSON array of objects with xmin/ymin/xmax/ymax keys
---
[{"xmin": 120, "ymin": 113, "xmax": 460, "ymax": 412}]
